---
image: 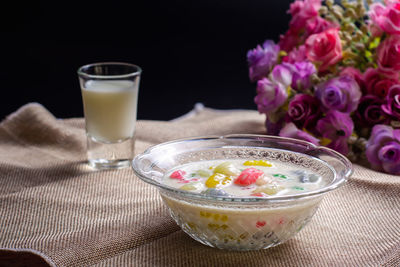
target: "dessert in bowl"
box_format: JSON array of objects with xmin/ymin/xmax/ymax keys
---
[{"xmin": 132, "ymin": 135, "xmax": 352, "ymax": 251}]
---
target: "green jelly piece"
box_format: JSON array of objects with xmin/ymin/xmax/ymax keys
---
[
  {"xmin": 292, "ymin": 186, "xmax": 304, "ymax": 191},
  {"xmin": 273, "ymin": 174, "xmax": 287, "ymax": 179}
]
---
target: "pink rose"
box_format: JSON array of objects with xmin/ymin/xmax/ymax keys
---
[
  {"xmin": 377, "ymin": 35, "xmax": 400, "ymax": 77},
  {"xmin": 289, "ymin": 0, "xmax": 322, "ymax": 31},
  {"xmin": 279, "ymin": 28, "xmax": 302, "ymax": 53},
  {"xmin": 305, "ymin": 16, "xmax": 336, "ymax": 37},
  {"xmin": 364, "ymin": 68, "xmax": 398, "ymax": 97},
  {"xmin": 305, "ymin": 28, "xmax": 342, "ymax": 72},
  {"xmin": 369, "ymin": 2, "xmax": 400, "ymax": 35}
]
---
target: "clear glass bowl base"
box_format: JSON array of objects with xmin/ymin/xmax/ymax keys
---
[{"xmin": 162, "ymin": 193, "xmax": 321, "ymax": 251}]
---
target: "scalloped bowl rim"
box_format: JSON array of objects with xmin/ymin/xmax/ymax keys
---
[{"xmin": 131, "ymin": 134, "xmax": 353, "ymax": 203}]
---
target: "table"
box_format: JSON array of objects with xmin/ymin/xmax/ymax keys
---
[{"xmin": 0, "ymin": 103, "xmax": 399, "ymax": 266}]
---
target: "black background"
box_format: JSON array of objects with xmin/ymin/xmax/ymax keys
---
[{"xmin": 2, "ymin": 0, "xmax": 291, "ymax": 121}]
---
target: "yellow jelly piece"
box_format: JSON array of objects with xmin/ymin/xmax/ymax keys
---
[
  {"xmin": 179, "ymin": 184, "xmax": 197, "ymax": 191},
  {"xmin": 239, "ymin": 233, "xmax": 248, "ymax": 239},
  {"xmin": 221, "ymin": 176, "xmax": 232, "ymax": 185},
  {"xmin": 213, "ymin": 162, "xmax": 239, "ymax": 176},
  {"xmin": 205, "ymin": 173, "xmax": 230, "ymax": 188},
  {"xmin": 200, "ymin": 211, "xmax": 212, "ymax": 218},
  {"xmin": 220, "ymin": 224, "xmax": 229, "ymax": 230},
  {"xmin": 243, "ymin": 160, "xmax": 272, "ymax": 167},
  {"xmin": 208, "ymin": 223, "xmax": 220, "ymax": 230}
]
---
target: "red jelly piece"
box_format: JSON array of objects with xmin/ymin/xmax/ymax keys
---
[
  {"xmin": 170, "ymin": 170, "xmax": 186, "ymax": 180},
  {"xmin": 256, "ymin": 221, "xmax": 266, "ymax": 228},
  {"xmin": 234, "ymin": 168, "xmax": 264, "ymax": 186},
  {"xmin": 250, "ymin": 193, "xmax": 265, "ymax": 197}
]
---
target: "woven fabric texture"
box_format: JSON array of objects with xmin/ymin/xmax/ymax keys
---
[{"xmin": 0, "ymin": 103, "xmax": 399, "ymax": 267}]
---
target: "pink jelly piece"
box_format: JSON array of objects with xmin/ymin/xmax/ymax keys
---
[
  {"xmin": 256, "ymin": 220, "xmax": 266, "ymax": 228},
  {"xmin": 250, "ymin": 192, "xmax": 265, "ymax": 197},
  {"xmin": 234, "ymin": 168, "xmax": 264, "ymax": 186},
  {"xmin": 170, "ymin": 170, "xmax": 186, "ymax": 180},
  {"xmin": 190, "ymin": 178, "xmax": 200, "ymax": 182}
]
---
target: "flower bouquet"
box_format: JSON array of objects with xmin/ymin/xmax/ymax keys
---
[{"xmin": 247, "ymin": 0, "xmax": 400, "ymax": 175}]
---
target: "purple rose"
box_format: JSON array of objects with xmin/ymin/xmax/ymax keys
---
[
  {"xmin": 382, "ymin": 85, "xmax": 400, "ymax": 120},
  {"xmin": 286, "ymin": 94, "xmax": 322, "ymax": 130},
  {"xmin": 315, "ymin": 76, "xmax": 362, "ymax": 113},
  {"xmin": 247, "ymin": 40, "xmax": 280, "ymax": 82},
  {"xmin": 279, "ymin": 122, "xmax": 320, "ymax": 145},
  {"xmin": 270, "ymin": 63, "xmax": 293, "ymax": 87},
  {"xmin": 316, "ymin": 110, "xmax": 354, "ymax": 155},
  {"xmin": 290, "ymin": 61, "xmax": 316, "ymax": 91},
  {"xmin": 254, "ymin": 78, "xmax": 288, "ymax": 114},
  {"xmin": 355, "ymin": 95, "xmax": 389, "ymax": 127},
  {"xmin": 366, "ymin": 124, "xmax": 400, "ymax": 174},
  {"xmin": 266, "ymin": 117, "xmax": 285, "ymax": 135}
]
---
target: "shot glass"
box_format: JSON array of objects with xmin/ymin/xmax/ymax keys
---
[{"xmin": 78, "ymin": 62, "xmax": 141, "ymax": 169}]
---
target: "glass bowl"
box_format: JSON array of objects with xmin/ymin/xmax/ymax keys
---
[{"xmin": 131, "ymin": 134, "xmax": 352, "ymax": 251}]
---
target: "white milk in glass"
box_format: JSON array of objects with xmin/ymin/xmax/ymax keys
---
[{"xmin": 81, "ymin": 80, "xmax": 138, "ymax": 143}]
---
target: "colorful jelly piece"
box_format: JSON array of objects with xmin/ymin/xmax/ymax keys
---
[
  {"xmin": 197, "ymin": 169, "xmax": 211, "ymax": 177},
  {"xmin": 205, "ymin": 173, "xmax": 232, "ymax": 188},
  {"xmin": 180, "ymin": 184, "xmax": 197, "ymax": 191},
  {"xmin": 243, "ymin": 160, "xmax": 272, "ymax": 167},
  {"xmin": 200, "ymin": 211, "xmax": 212, "ymax": 218},
  {"xmin": 273, "ymin": 173, "xmax": 287, "ymax": 179},
  {"xmin": 250, "ymin": 192, "xmax": 267, "ymax": 197},
  {"xmin": 252, "ymin": 184, "xmax": 283, "ymax": 195},
  {"xmin": 201, "ymin": 188, "xmax": 231, "ymax": 197},
  {"xmin": 179, "ymin": 182, "xmax": 202, "ymax": 191},
  {"xmin": 213, "ymin": 162, "xmax": 240, "ymax": 176},
  {"xmin": 292, "ymin": 170, "xmax": 319, "ymax": 183},
  {"xmin": 256, "ymin": 220, "xmax": 266, "ymax": 228},
  {"xmin": 255, "ymin": 176, "xmax": 269, "ymax": 186},
  {"xmin": 292, "ymin": 186, "xmax": 304, "ymax": 191},
  {"xmin": 170, "ymin": 170, "xmax": 186, "ymax": 180},
  {"xmin": 234, "ymin": 167, "xmax": 264, "ymax": 186}
]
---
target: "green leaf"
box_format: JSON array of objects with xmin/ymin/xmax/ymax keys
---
[{"xmin": 369, "ymin": 37, "xmax": 381, "ymax": 50}]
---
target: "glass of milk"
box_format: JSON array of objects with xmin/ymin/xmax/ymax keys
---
[{"xmin": 78, "ymin": 62, "xmax": 141, "ymax": 169}]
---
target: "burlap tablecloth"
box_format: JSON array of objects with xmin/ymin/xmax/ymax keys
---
[{"xmin": 0, "ymin": 103, "xmax": 399, "ymax": 267}]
